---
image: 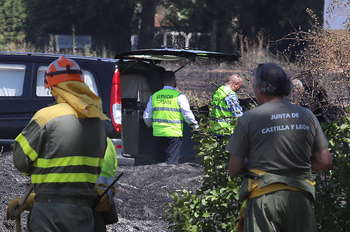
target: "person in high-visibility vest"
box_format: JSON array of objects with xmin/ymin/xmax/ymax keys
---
[
  {"xmin": 8, "ymin": 137, "xmax": 119, "ymax": 232},
  {"xmin": 143, "ymin": 71, "xmax": 198, "ymax": 165},
  {"xmin": 227, "ymin": 63, "xmax": 332, "ymax": 232},
  {"xmin": 12, "ymin": 56, "xmax": 109, "ymax": 232},
  {"xmin": 93, "ymin": 137, "xmax": 119, "ymax": 232},
  {"xmin": 209, "ymin": 74, "xmax": 243, "ymax": 136}
]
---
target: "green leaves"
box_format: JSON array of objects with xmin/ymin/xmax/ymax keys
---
[
  {"xmin": 165, "ymin": 107, "xmax": 241, "ymax": 231},
  {"xmin": 167, "ymin": 104, "xmax": 350, "ymax": 232},
  {"xmin": 0, "ymin": 0, "xmax": 26, "ymax": 48},
  {"xmin": 314, "ymin": 110, "xmax": 350, "ymax": 231}
]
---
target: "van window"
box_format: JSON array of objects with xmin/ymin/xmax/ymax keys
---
[
  {"xmin": 0, "ymin": 64, "xmax": 26, "ymax": 97},
  {"xmin": 36, "ymin": 66, "xmax": 99, "ymax": 96}
]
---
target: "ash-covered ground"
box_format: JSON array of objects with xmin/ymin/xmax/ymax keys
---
[{"xmin": 0, "ymin": 150, "xmax": 204, "ymax": 232}]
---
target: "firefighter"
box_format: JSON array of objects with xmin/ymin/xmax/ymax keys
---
[
  {"xmin": 7, "ymin": 137, "xmax": 119, "ymax": 232},
  {"xmin": 143, "ymin": 71, "xmax": 198, "ymax": 165},
  {"xmin": 227, "ymin": 63, "xmax": 332, "ymax": 232},
  {"xmin": 209, "ymin": 74, "xmax": 243, "ymax": 137},
  {"xmin": 93, "ymin": 137, "xmax": 119, "ymax": 232},
  {"xmin": 10, "ymin": 56, "xmax": 109, "ymax": 232}
]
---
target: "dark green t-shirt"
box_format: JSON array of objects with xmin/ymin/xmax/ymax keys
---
[{"xmin": 226, "ymin": 100, "xmax": 329, "ymax": 171}]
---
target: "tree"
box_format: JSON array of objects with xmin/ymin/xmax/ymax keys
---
[
  {"xmin": 236, "ymin": 0, "xmax": 324, "ymax": 54},
  {"xmin": 24, "ymin": 0, "xmax": 135, "ymax": 52},
  {"xmin": 0, "ymin": 0, "xmax": 26, "ymax": 49},
  {"xmin": 137, "ymin": 0, "xmax": 161, "ymax": 49},
  {"xmin": 160, "ymin": 0, "xmax": 239, "ymax": 52},
  {"xmin": 159, "ymin": 0, "xmax": 324, "ymax": 54}
]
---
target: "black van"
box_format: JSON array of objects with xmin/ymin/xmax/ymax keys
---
[{"xmin": 0, "ymin": 49, "xmax": 239, "ymax": 165}]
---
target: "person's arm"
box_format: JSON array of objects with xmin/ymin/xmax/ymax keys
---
[
  {"xmin": 13, "ymin": 115, "xmax": 45, "ymax": 176},
  {"xmin": 229, "ymin": 155, "xmax": 246, "ymax": 176},
  {"xmin": 143, "ymin": 95, "xmax": 153, "ymax": 127},
  {"xmin": 178, "ymin": 94, "xmax": 199, "ymax": 129},
  {"xmin": 225, "ymin": 92, "xmax": 243, "ymax": 117},
  {"xmin": 226, "ymin": 120, "xmax": 249, "ymax": 176},
  {"xmin": 310, "ymin": 148, "xmax": 332, "ymax": 170}
]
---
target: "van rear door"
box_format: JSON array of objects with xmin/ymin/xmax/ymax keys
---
[{"xmin": 114, "ymin": 49, "xmax": 239, "ymax": 165}]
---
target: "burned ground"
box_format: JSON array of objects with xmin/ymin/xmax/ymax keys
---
[{"xmin": 0, "ymin": 150, "xmax": 204, "ymax": 232}]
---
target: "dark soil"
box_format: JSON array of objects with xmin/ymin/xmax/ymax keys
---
[{"xmin": 0, "ymin": 150, "xmax": 204, "ymax": 232}]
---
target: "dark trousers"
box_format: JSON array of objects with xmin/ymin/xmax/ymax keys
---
[
  {"xmin": 154, "ymin": 136, "xmax": 182, "ymax": 165},
  {"xmin": 244, "ymin": 190, "xmax": 316, "ymax": 232},
  {"xmin": 29, "ymin": 202, "xmax": 94, "ymax": 232}
]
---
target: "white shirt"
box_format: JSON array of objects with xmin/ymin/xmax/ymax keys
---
[{"xmin": 143, "ymin": 86, "xmax": 199, "ymax": 129}]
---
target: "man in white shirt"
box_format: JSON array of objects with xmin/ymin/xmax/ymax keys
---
[{"xmin": 143, "ymin": 71, "xmax": 198, "ymax": 164}]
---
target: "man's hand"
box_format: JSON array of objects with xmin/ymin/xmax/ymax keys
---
[{"xmin": 93, "ymin": 183, "xmax": 116, "ymax": 212}]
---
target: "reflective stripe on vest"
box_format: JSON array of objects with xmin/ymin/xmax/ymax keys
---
[
  {"xmin": 152, "ymin": 89, "xmax": 183, "ymax": 137},
  {"xmin": 210, "ymin": 85, "xmax": 234, "ymax": 133}
]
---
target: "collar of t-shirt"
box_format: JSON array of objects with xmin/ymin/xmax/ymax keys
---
[{"xmin": 163, "ymin": 86, "xmax": 175, "ymax": 90}]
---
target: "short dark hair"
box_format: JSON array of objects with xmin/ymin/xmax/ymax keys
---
[
  {"xmin": 161, "ymin": 71, "xmax": 175, "ymax": 85},
  {"xmin": 253, "ymin": 63, "xmax": 291, "ymax": 96}
]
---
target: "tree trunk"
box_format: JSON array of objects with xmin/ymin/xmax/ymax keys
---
[
  {"xmin": 239, "ymin": 0, "xmax": 260, "ymax": 41},
  {"xmin": 138, "ymin": 0, "xmax": 159, "ymax": 49}
]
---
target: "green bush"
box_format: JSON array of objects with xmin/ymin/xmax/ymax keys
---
[
  {"xmin": 314, "ymin": 107, "xmax": 350, "ymax": 232},
  {"xmin": 166, "ymin": 105, "xmax": 350, "ymax": 231},
  {"xmin": 165, "ymin": 109, "xmax": 242, "ymax": 232}
]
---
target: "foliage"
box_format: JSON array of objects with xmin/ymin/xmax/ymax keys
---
[
  {"xmin": 314, "ymin": 108, "xmax": 350, "ymax": 231},
  {"xmin": 0, "ymin": 0, "xmax": 325, "ymax": 54},
  {"xmin": 23, "ymin": 0, "xmax": 135, "ymax": 49},
  {"xmin": 166, "ymin": 101, "xmax": 350, "ymax": 232},
  {"xmin": 165, "ymin": 109, "xmax": 242, "ymax": 231},
  {"xmin": 160, "ymin": 0, "xmax": 238, "ymax": 34},
  {"xmin": 0, "ymin": 0, "xmax": 26, "ymax": 50},
  {"xmin": 159, "ymin": 0, "xmax": 323, "ymax": 54},
  {"xmin": 278, "ymin": 9, "xmax": 349, "ymax": 123},
  {"xmin": 166, "ymin": 16, "xmax": 350, "ymax": 228},
  {"xmin": 236, "ymin": 0, "xmax": 323, "ymax": 41}
]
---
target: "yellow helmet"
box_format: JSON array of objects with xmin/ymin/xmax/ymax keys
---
[{"xmin": 44, "ymin": 56, "xmax": 84, "ymax": 88}]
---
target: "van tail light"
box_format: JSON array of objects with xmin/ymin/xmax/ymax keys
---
[{"xmin": 110, "ymin": 67, "xmax": 122, "ymax": 133}]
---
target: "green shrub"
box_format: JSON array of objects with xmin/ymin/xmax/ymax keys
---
[
  {"xmin": 166, "ymin": 105, "xmax": 350, "ymax": 231},
  {"xmin": 165, "ymin": 108, "xmax": 242, "ymax": 232},
  {"xmin": 314, "ymin": 107, "xmax": 350, "ymax": 232}
]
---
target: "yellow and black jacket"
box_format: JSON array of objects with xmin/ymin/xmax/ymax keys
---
[{"xmin": 13, "ymin": 81, "xmax": 109, "ymax": 204}]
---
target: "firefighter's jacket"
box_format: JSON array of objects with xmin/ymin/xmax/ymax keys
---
[{"xmin": 13, "ymin": 81, "xmax": 109, "ymax": 205}]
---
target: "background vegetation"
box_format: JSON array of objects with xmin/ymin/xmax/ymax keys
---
[
  {"xmin": 0, "ymin": 0, "xmax": 324, "ymax": 54},
  {"xmin": 1, "ymin": 0, "xmax": 350, "ymax": 231}
]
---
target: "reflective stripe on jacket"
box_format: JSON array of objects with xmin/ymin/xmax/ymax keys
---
[
  {"xmin": 210, "ymin": 85, "xmax": 235, "ymax": 134},
  {"xmin": 152, "ymin": 89, "xmax": 183, "ymax": 137},
  {"xmin": 13, "ymin": 102, "xmax": 108, "ymax": 199}
]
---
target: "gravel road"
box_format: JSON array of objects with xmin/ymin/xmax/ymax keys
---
[{"xmin": 0, "ymin": 150, "xmax": 204, "ymax": 232}]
